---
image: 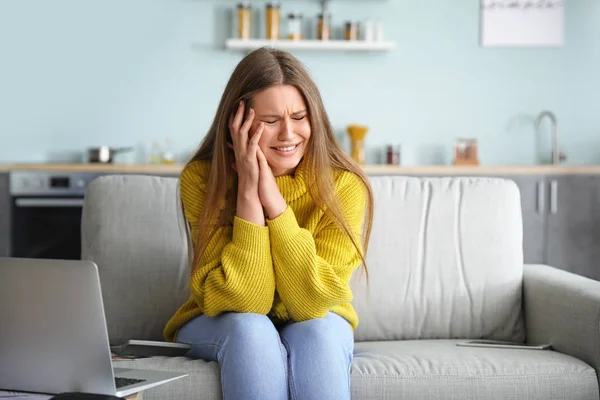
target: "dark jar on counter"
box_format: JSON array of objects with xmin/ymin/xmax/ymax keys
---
[{"xmin": 386, "ymin": 145, "xmax": 401, "ymax": 165}]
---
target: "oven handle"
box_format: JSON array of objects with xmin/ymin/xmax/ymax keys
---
[{"xmin": 15, "ymin": 198, "xmax": 84, "ymax": 208}]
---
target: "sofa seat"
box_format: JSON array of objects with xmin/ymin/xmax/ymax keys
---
[
  {"xmin": 352, "ymin": 340, "xmax": 598, "ymax": 399},
  {"xmin": 115, "ymin": 340, "xmax": 598, "ymax": 400}
]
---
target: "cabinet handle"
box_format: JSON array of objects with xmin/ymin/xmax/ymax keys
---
[
  {"xmin": 537, "ymin": 181, "xmax": 545, "ymax": 214},
  {"xmin": 550, "ymin": 180, "xmax": 558, "ymax": 214}
]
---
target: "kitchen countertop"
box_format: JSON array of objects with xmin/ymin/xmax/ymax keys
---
[{"xmin": 2, "ymin": 163, "xmax": 600, "ymax": 175}]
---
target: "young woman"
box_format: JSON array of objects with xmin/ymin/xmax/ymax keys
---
[{"xmin": 164, "ymin": 47, "xmax": 374, "ymax": 400}]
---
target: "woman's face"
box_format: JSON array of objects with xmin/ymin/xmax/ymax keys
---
[{"xmin": 249, "ymin": 84, "xmax": 312, "ymax": 177}]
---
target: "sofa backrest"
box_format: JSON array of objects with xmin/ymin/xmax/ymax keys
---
[
  {"xmin": 351, "ymin": 176, "xmax": 525, "ymax": 343},
  {"xmin": 81, "ymin": 175, "xmax": 189, "ymax": 345},
  {"xmin": 81, "ymin": 174, "xmax": 525, "ymax": 345}
]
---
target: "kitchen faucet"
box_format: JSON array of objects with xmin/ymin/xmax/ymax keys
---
[{"xmin": 535, "ymin": 110, "xmax": 566, "ymax": 165}]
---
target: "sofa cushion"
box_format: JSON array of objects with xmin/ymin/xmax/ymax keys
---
[
  {"xmin": 351, "ymin": 177, "xmax": 525, "ymax": 342},
  {"xmin": 81, "ymin": 175, "xmax": 190, "ymax": 345},
  {"xmin": 116, "ymin": 340, "xmax": 598, "ymax": 400}
]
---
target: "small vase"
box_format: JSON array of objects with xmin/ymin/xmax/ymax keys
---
[{"xmin": 347, "ymin": 125, "xmax": 369, "ymax": 164}]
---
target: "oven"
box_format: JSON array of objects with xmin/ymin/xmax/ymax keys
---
[{"xmin": 9, "ymin": 171, "xmax": 106, "ymax": 260}]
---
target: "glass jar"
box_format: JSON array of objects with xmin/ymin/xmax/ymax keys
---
[
  {"xmin": 386, "ymin": 145, "xmax": 401, "ymax": 165},
  {"xmin": 237, "ymin": 2, "xmax": 252, "ymax": 40},
  {"xmin": 287, "ymin": 13, "xmax": 303, "ymax": 40},
  {"xmin": 265, "ymin": 2, "xmax": 281, "ymax": 40},
  {"xmin": 317, "ymin": 12, "xmax": 331, "ymax": 40},
  {"xmin": 345, "ymin": 21, "xmax": 359, "ymax": 40}
]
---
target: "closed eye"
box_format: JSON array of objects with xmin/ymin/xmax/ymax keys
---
[
  {"xmin": 263, "ymin": 120, "xmax": 277, "ymax": 125},
  {"xmin": 293, "ymin": 116, "xmax": 306, "ymax": 121}
]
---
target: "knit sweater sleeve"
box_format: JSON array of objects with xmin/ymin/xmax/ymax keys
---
[
  {"xmin": 180, "ymin": 161, "xmax": 275, "ymax": 316},
  {"xmin": 266, "ymin": 171, "xmax": 367, "ymax": 322}
]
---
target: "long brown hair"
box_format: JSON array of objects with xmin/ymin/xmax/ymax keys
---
[{"xmin": 184, "ymin": 47, "xmax": 374, "ymax": 280}]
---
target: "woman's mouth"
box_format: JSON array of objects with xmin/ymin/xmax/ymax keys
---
[{"xmin": 272, "ymin": 143, "xmax": 300, "ymax": 156}]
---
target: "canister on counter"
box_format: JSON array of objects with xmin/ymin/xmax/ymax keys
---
[
  {"xmin": 266, "ymin": 1, "xmax": 281, "ymax": 39},
  {"xmin": 317, "ymin": 12, "xmax": 331, "ymax": 40},
  {"xmin": 237, "ymin": 1, "xmax": 252, "ymax": 39},
  {"xmin": 386, "ymin": 145, "xmax": 401, "ymax": 165},
  {"xmin": 345, "ymin": 21, "xmax": 359, "ymax": 40},
  {"xmin": 287, "ymin": 12, "xmax": 303, "ymax": 40}
]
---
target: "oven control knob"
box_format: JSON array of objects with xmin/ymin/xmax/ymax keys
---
[{"xmin": 77, "ymin": 179, "xmax": 86, "ymax": 188}]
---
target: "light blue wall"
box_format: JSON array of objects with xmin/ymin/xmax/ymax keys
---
[{"xmin": 0, "ymin": 0, "xmax": 598, "ymax": 165}]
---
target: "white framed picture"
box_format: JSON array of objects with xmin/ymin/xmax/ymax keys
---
[{"xmin": 481, "ymin": 0, "xmax": 564, "ymax": 47}]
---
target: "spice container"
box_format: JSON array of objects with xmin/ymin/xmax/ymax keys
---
[
  {"xmin": 386, "ymin": 145, "xmax": 401, "ymax": 165},
  {"xmin": 452, "ymin": 138, "xmax": 480, "ymax": 165},
  {"xmin": 266, "ymin": 2, "xmax": 281, "ymax": 40},
  {"xmin": 345, "ymin": 21, "xmax": 359, "ymax": 40},
  {"xmin": 237, "ymin": 2, "xmax": 252, "ymax": 40},
  {"xmin": 287, "ymin": 12, "xmax": 303, "ymax": 40},
  {"xmin": 317, "ymin": 12, "xmax": 331, "ymax": 40}
]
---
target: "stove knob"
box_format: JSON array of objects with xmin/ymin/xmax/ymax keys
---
[{"xmin": 77, "ymin": 179, "xmax": 86, "ymax": 188}]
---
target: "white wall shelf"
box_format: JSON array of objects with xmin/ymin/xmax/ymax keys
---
[{"xmin": 225, "ymin": 39, "xmax": 395, "ymax": 52}]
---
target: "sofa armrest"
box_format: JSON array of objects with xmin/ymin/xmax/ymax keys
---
[{"xmin": 524, "ymin": 264, "xmax": 600, "ymax": 373}]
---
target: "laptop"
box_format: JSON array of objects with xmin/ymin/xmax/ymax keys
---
[{"xmin": 0, "ymin": 257, "xmax": 188, "ymax": 398}]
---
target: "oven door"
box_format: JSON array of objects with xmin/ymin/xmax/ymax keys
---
[{"xmin": 11, "ymin": 197, "xmax": 84, "ymax": 260}]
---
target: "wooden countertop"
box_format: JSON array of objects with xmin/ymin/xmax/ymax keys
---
[{"xmin": 2, "ymin": 163, "xmax": 600, "ymax": 175}]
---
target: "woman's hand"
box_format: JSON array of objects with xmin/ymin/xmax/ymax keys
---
[
  {"xmin": 229, "ymin": 101, "xmax": 265, "ymax": 192},
  {"xmin": 229, "ymin": 101, "xmax": 266, "ymax": 226},
  {"xmin": 257, "ymin": 146, "xmax": 287, "ymax": 220}
]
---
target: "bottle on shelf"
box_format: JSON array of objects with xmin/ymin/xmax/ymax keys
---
[
  {"xmin": 237, "ymin": 1, "xmax": 252, "ymax": 40},
  {"xmin": 317, "ymin": 12, "xmax": 331, "ymax": 40},
  {"xmin": 266, "ymin": 1, "xmax": 281, "ymax": 39},
  {"xmin": 287, "ymin": 12, "xmax": 303, "ymax": 40},
  {"xmin": 375, "ymin": 19, "xmax": 385, "ymax": 42},
  {"xmin": 345, "ymin": 21, "xmax": 359, "ymax": 41},
  {"xmin": 364, "ymin": 18, "xmax": 374, "ymax": 41}
]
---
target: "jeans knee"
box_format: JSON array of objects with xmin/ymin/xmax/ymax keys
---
[
  {"xmin": 220, "ymin": 312, "xmax": 280, "ymax": 349},
  {"xmin": 284, "ymin": 318, "xmax": 338, "ymax": 348},
  {"xmin": 281, "ymin": 314, "xmax": 354, "ymax": 357}
]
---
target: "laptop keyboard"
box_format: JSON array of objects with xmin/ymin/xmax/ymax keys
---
[{"xmin": 115, "ymin": 376, "xmax": 147, "ymax": 388}]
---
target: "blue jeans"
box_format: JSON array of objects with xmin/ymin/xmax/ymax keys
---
[{"xmin": 176, "ymin": 312, "xmax": 354, "ymax": 400}]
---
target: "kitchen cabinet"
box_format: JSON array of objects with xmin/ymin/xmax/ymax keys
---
[
  {"xmin": 544, "ymin": 175, "xmax": 600, "ymax": 281},
  {"xmin": 492, "ymin": 174, "xmax": 600, "ymax": 280},
  {"xmin": 500, "ymin": 175, "xmax": 547, "ymax": 265},
  {"xmin": 0, "ymin": 173, "xmax": 9, "ymax": 257}
]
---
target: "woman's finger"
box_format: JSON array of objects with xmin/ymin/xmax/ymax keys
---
[
  {"xmin": 256, "ymin": 145, "xmax": 269, "ymax": 169},
  {"xmin": 249, "ymin": 122, "xmax": 264, "ymax": 152},
  {"xmin": 239, "ymin": 108, "xmax": 255, "ymax": 152},
  {"xmin": 231, "ymin": 101, "xmax": 245, "ymax": 133}
]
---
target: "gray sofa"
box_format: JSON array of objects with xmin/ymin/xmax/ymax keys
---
[{"xmin": 81, "ymin": 173, "xmax": 600, "ymax": 400}]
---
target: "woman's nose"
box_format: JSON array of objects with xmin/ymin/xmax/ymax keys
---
[{"xmin": 277, "ymin": 119, "xmax": 294, "ymax": 141}]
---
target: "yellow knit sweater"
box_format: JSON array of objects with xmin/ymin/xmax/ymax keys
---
[{"xmin": 163, "ymin": 159, "xmax": 367, "ymax": 342}]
